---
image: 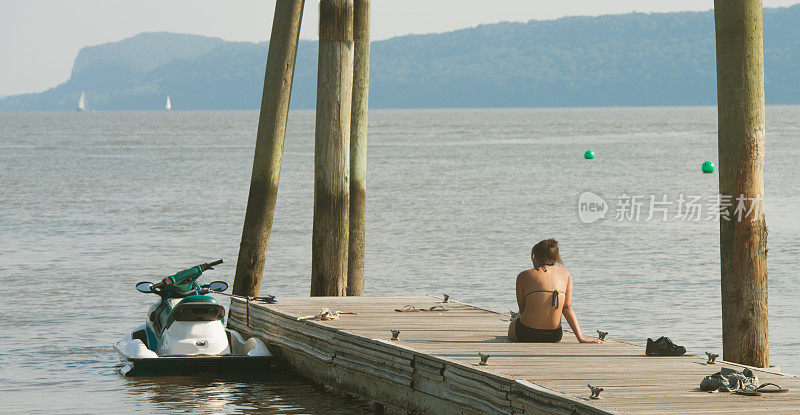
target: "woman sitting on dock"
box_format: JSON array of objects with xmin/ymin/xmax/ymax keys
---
[{"xmin": 508, "ymin": 239, "xmax": 602, "ymax": 343}]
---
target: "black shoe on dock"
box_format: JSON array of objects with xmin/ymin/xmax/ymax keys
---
[{"xmin": 645, "ymin": 336, "xmax": 686, "ymax": 356}]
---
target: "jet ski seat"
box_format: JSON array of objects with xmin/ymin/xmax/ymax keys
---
[{"xmin": 163, "ymin": 295, "xmax": 225, "ymax": 331}]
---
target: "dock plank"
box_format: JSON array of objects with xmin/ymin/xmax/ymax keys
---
[{"xmin": 228, "ymin": 296, "xmax": 800, "ymax": 414}]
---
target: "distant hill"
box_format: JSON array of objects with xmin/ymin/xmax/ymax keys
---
[{"xmin": 3, "ymin": 6, "xmax": 800, "ymax": 110}]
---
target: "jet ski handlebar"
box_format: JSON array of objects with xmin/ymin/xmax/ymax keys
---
[
  {"xmin": 200, "ymin": 259, "xmax": 223, "ymax": 271},
  {"xmin": 149, "ymin": 259, "xmax": 224, "ymax": 291},
  {"xmin": 150, "ymin": 279, "xmax": 171, "ymax": 290}
]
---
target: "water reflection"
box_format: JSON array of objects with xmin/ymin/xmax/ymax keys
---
[{"xmin": 125, "ymin": 372, "xmax": 374, "ymax": 414}]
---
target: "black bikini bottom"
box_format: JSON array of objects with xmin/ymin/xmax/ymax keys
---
[{"xmin": 515, "ymin": 320, "xmax": 563, "ymax": 343}]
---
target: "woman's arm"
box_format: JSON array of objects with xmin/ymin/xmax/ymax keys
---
[
  {"xmin": 562, "ymin": 275, "xmax": 603, "ymax": 343},
  {"xmin": 515, "ymin": 272, "xmax": 526, "ymax": 314}
]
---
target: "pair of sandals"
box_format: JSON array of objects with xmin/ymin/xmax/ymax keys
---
[{"xmin": 733, "ymin": 382, "xmax": 789, "ymax": 396}]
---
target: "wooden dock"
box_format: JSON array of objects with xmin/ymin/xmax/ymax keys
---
[{"xmin": 228, "ymin": 295, "xmax": 800, "ymax": 414}]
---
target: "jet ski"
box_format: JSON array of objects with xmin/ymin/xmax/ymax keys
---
[{"xmin": 114, "ymin": 259, "xmax": 272, "ymax": 376}]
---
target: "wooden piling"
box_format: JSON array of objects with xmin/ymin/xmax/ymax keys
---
[
  {"xmin": 233, "ymin": 0, "xmax": 305, "ymax": 297},
  {"xmin": 347, "ymin": 0, "xmax": 370, "ymax": 296},
  {"xmin": 311, "ymin": 0, "xmax": 355, "ymax": 296},
  {"xmin": 713, "ymin": 0, "xmax": 769, "ymax": 367}
]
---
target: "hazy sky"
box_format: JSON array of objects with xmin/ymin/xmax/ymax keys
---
[{"xmin": 2, "ymin": 0, "xmax": 799, "ymax": 95}]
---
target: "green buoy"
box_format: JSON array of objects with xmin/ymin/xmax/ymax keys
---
[
  {"xmin": 584, "ymin": 150, "xmax": 595, "ymax": 160},
  {"xmin": 702, "ymin": 161, "xmax": 715, "ymax": 173}
]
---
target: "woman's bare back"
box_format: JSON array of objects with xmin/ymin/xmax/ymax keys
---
[{"xmin": 516, "ymin": 264, "xmax": 570, "ymax": 329}]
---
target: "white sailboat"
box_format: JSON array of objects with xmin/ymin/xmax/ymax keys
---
[
  {"xmin": 165, "ymin": 96, "xmax": 172, "ymax": 111},
  {"xmin": 77, "ymin": 91, "xmax": 87, "ymax": 111}
]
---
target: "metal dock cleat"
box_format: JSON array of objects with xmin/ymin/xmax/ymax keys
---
[
  {"xmin": 479, "ymin": 353, "xmax": 490, "ymax": 365},
  {"xmin": 588, "ymin": 384, "xmax": 604, "ymax": 399},
  {"xmin": 390, "ymin": 330, "xmax": 401, "ymax": 341},
  {"xmin": 706, "ymin": 352, "xmax": 719, "ymax": 364}
]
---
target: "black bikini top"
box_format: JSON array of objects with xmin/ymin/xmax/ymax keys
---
[{"xmin": 526, "ymin": 263, "xmax": 563, "ymax": 308}]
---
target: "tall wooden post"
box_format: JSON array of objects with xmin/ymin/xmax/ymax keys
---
[
  {"xmin": 233, "ymin": 0, "xmax": 305, "ymax": 297},
  {"xmin": 714, "ymin": 0, "xmax": 769, "ymax": 367},
  {"xmin": 347, "ymin": 0, "xmax": 370, "ymax": 296},
  {"xmin": 311, "ymin": 0, "xmax": 354, "ymax": 296}
]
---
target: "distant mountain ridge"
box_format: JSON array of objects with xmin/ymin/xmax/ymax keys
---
[{"xmin": 3, "ymin": 6, "xmax": 800, "ymax": 110}]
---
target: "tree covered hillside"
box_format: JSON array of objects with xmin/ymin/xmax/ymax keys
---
[{"xmin": 2, "ymin": 5, "xmax": 799, "ymax": 110}]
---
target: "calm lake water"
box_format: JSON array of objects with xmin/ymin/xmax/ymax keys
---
[{"xmin": 1, "ymin": 107, "xmax": 798, "ymax": 413}]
